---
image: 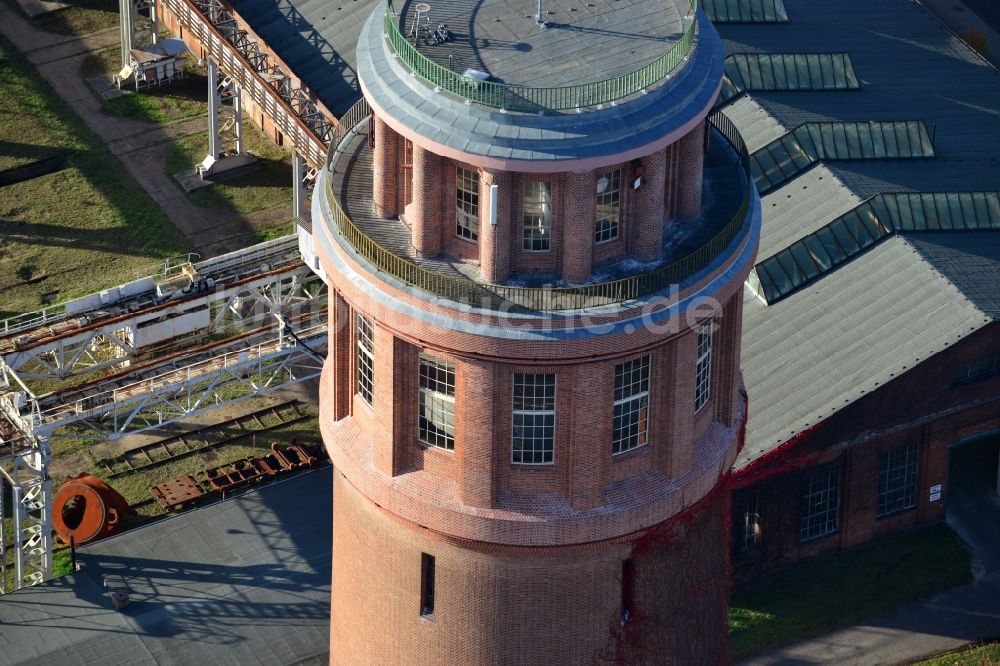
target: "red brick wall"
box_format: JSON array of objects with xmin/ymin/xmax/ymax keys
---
[
  {"xmin": 378, "ymin": 140, "xmax": 705, "ymax": 282},
  {"xmin": 330, "ymin": 469, "xmax": 732, "ymax": 666},
  {"xmin": 732, "ymin": 324, "xmax": 1000, "ymax": 580}
]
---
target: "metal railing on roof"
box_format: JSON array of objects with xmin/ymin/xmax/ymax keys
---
[
  {"xmin": 383, "ymin": 0, "xmax": 699, "ymax": 112},
  {"xmin": 322, "ymin": 99, "xmax": 752, "ymax": 311}
]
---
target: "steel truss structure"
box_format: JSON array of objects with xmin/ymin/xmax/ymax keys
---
[
  {"xmin": 182, "ymin": 0, "xmax": 333, "ymax": 145},
  {"xmin": 1, "ymin": 240, "xmax": 323, "ymax": 384},
  {"xmin": 0, "ymin": 236, "xmax": 327, "ymax": 594},
  {"xmin": 157, "ymin": 0, "xmax": 329, "ymax": 167},
  {"xmin": 208, "ymin": 60, "xmax": 244, "ymax": 160}
]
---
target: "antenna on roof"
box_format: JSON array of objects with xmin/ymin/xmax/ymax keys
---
[{"xmin": 535, "ymin": 0, "xmax": 546, "ymax": 26}]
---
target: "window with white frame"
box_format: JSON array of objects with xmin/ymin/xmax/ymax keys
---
[
  {"xmin": 418, "ymin": 355, "xmax": 455, "ymax": 450},
  {"xmin": 877, "ymin": 443, "xmax": 918, "ymax": 516},
  {"xmin": 355, "ymin": 313, "xmax": 375, "ymax": 405},
  {"xmin": 456, "ymin": 166, "xmax": 479, "ymax": 241},
  {"xmin": 800, "ymin": 466, "xmax": 840, "ymax": 542},
  {"xmin": 613, "ymin": 356, "xmax": 650, "ymax": 454},
  {"xmin": 522, "ymin": 180, "xmax": 552, "ymax": 251},
  {"xmin": 595, "ymin": 169, "xmax": 622, "ymax": 243},
  {"xmin": 694, "ymin": 322, "xmax": 714, "ymax": 412},
  {"xmin": 512, "ymin": 373, "xmax": 556, "ymax": 464}
]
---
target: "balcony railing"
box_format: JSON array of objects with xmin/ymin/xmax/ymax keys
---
[
  {"xmin": 383, "ymin": 0, "xmax": 699, "ymax": 112},
  {"xmin": 323, "ymin": 98, "xmax": 751, "ymax": 311}
]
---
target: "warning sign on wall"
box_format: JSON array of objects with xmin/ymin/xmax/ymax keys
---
[{"xmin": 929, "ymin": 484, "xmax": 942, "ymax": 502}]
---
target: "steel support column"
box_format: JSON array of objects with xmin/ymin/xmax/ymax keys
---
[{"xmin": 119, "ymin": 0, "xmax": 158, "ymax": 69}]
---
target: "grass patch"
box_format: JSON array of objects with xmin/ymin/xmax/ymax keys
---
[
  {"xmin": 93, "ymin": 413, "xmax": 319, "ymax": 508},
  {"xmin": 0, "ymin": 34, "xmax": 191, "ymax": 317},
  {"xmin": 917, "ymin": 642, "xmax": 1000, "ymax": 665},
  {"xmin": 252, "ymin": 220, "xmax": 295, "ymax": 243},
  {"xmin": 165, "ymin": 121, "xmax": 294, "ymax": 215},
  {"xmin": 729, "ymin": 525, "xmax": 972, "ymax": 660},
  {"xmin": 4, "ymin": 0, "xmax": 119, "ymax": 37},
  {"xmin": 83, "ymin": 46, "xmax": 208, "ymax": 124},
  {"xmin": 0, "ymin": 40, "xmax": 87, "ymax": 171},
  {"xmin": 51, "ymin": 548, "xmax": 73, "ymax": 577}
]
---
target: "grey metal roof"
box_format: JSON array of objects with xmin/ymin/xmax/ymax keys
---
[
  {"xmin": 226, "ymin": 0, "xmax": 380, "ymax": 117},
  {"xmin": 907, "ymin": 231, "xmax": 1000, "ymax": 318},
  {"xmin": 756, "ymin": 164, "xmax": 860, "ymax": 260},
  {"xmin": 738, "ymin": 236, "xmax": 996, "ymax": 468},
  {"xmin": 722, "ymin": 95, "xmax": 788, "ymax": 152},
  {"xmin": 0, "ymin": 469, "xmax": 332, "ymax": 666},
  {"xmin": 719, "ymin": 0, "xmax": 1000, "ymax": 467}
]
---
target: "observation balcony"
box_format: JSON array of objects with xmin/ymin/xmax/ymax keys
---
[
  {"xmin": 315, "ymin": 99, "xmax": 754, "ymax": 312},
  {"xmin": 384, "ymin": 0, "xmax": 696, "ymax": 113}
]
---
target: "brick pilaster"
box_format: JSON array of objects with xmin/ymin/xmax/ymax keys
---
[
  {"xmin": 372, "ymin": 327, "xmax": 402, "ymax": 477},
  {"xmin": 372, "ymin": 114, "xmax": 398, "ymax": 218},
  {"xmin": 329, "ymin": 290, "xmax": 352, "ymax": 421},
  {"xmin": 569, "ymin": 364, "xmax": 611, "ymax": 508},
  {"xmin": 677, "ymin": 120, "xmax": 706, "ymax": 222},
  {"xmin": 561, "ymin": 170, "xmax": 596, "ymax": 282},
  {"xmin": 631, "ymin": 148, "xmax": 668, "ymax": 262},
  {"xmin": 479, "ymin": 168, "xmax": 511, "ymax": 283},
  {"xmin": 408, "ymin": 144, "xmax": 442, "ymax": 257},
  {"xmin": 456, "ymin": 357, "xmax": 495, "ymax": 507}
]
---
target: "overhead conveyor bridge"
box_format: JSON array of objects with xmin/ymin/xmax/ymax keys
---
[{"xmin": 0, "ymin": 235, "xmax": 328, "ymax": 594}]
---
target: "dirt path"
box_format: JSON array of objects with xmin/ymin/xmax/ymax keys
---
[{"xmin": 0, "ymin": 7, "xmax": 255, "ymax": 257}]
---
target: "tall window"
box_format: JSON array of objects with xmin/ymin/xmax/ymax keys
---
[
  {"xmin": 456, "ymin": 166, "xmax": 479, "ymax": 241},
  {"xmin": 613, "ymin": 356, "xmax": 650, "ymax": 454},
  {"xmin": 420, "ymin": 553, "xmax": 435, "ymax": 617},
  {"xmin": 877, "ymin": 443, "xmax": 918, "ymax": 516},
  {"xmin": 694, "ymin": 322, "xmax": 714, "ymax": 412},
  {"xmin": 800, "ymin": 466, "xmax": 840, "ymax": 542},
  {"xmin": 418, "ymin": 355, "xmax": 455, "ymax": 450},
  {"xmin": 522, "ymin": 180, "xmax": 552, "ymax": 251},
  {"xmin": 512, "ymin": 373, "xmax": 556, "ymax": 464},
  {"xmin": 595, "ymin": 169, "xmax": 621, "ymax": 243},
  {"xmin": 355, "ymin": 313, "xmax": 375, "ymax": 405}
]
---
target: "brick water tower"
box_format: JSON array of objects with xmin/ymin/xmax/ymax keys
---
[{"xmin": 304, "ymin": 0, "xmax": 760, "ymax": 661}]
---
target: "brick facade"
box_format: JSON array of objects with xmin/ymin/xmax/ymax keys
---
[
  {"xmin": 312, "ymin": 5, "xmax": 745, "ymax": 661},
  {"xmin": 732, "ymin": 324, "xmax": 1000, "ymax": 580},
  {"xmin": 369, "ymin": 114, "xmax": 708, "ymax": 283}
]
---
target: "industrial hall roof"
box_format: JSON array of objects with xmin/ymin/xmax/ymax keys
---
[
  {"xmin": 226, "ymin": 0, "xmax": 379, "ymax": 116},
  {"xmin": 0, "ymin": 469, "xmax": 333, "ymax": 666},
  {"xmin": 718, "ymin": 0, "xmax": 1000, "ymax": 469}
]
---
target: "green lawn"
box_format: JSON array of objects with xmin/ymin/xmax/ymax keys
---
[
  {"xmin": 83, "ymin": 46, "xmax": 209, "ymax": 124},
  {"xmin": 0, "ymin": 34, "xmax": 191, "ymax": 317},
  {"xmin": 3, "ymin": 0, "xmax": 119, "ymax": 37},
  {"xmin": 729, "ymin": 525, "xmax": 972, "ymax": 660},
  {"xmin": 917, "ymin": 642, "xmax": 1000, "ymax": 665},
  {"xmin": 165, "ymin": 120, "xmax": 295, "ymax": 216},
  {"xmin": 0, "ymin": 39, "xmax": 87, "ymax": 171}
]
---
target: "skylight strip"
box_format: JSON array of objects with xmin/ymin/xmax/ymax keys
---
[{"xmin": 750, "ymin": 192, "xmax": 1000, "ymax": 304}]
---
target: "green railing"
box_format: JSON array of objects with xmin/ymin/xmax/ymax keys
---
[
  {"xmin": 324, "ymin": 101, "xmax": 751, "ymax": 311},
  {"xmin": 384, "ymin": 0, "xmax": 700, "ymax": 112}
]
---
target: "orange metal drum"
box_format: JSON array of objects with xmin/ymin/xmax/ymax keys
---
[{"xmin": 52, "ymin": 474, "xmax": 131, "ymax": 545}]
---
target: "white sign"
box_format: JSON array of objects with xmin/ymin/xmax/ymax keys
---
[{"xmin": 929, "ymin": 484, "xmax": 942, "ymax": 502}]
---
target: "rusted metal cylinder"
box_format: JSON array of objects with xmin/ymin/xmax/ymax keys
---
[{"xmin": 52, "ymin": 474, "xmax": 131, "ymax": 546}]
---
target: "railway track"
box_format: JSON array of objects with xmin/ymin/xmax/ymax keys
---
[{"xmin": 99, "ymin": 400, "xmax": 310, "ymax": 477}]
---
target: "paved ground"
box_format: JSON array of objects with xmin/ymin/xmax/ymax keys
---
[
  {"xmin": 0, "ymin": 467, "xmax": 333, "ymax": 666},
  {"xmin": 0, "ymin": 8, "xmax": 267, "ymax": 257}
]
